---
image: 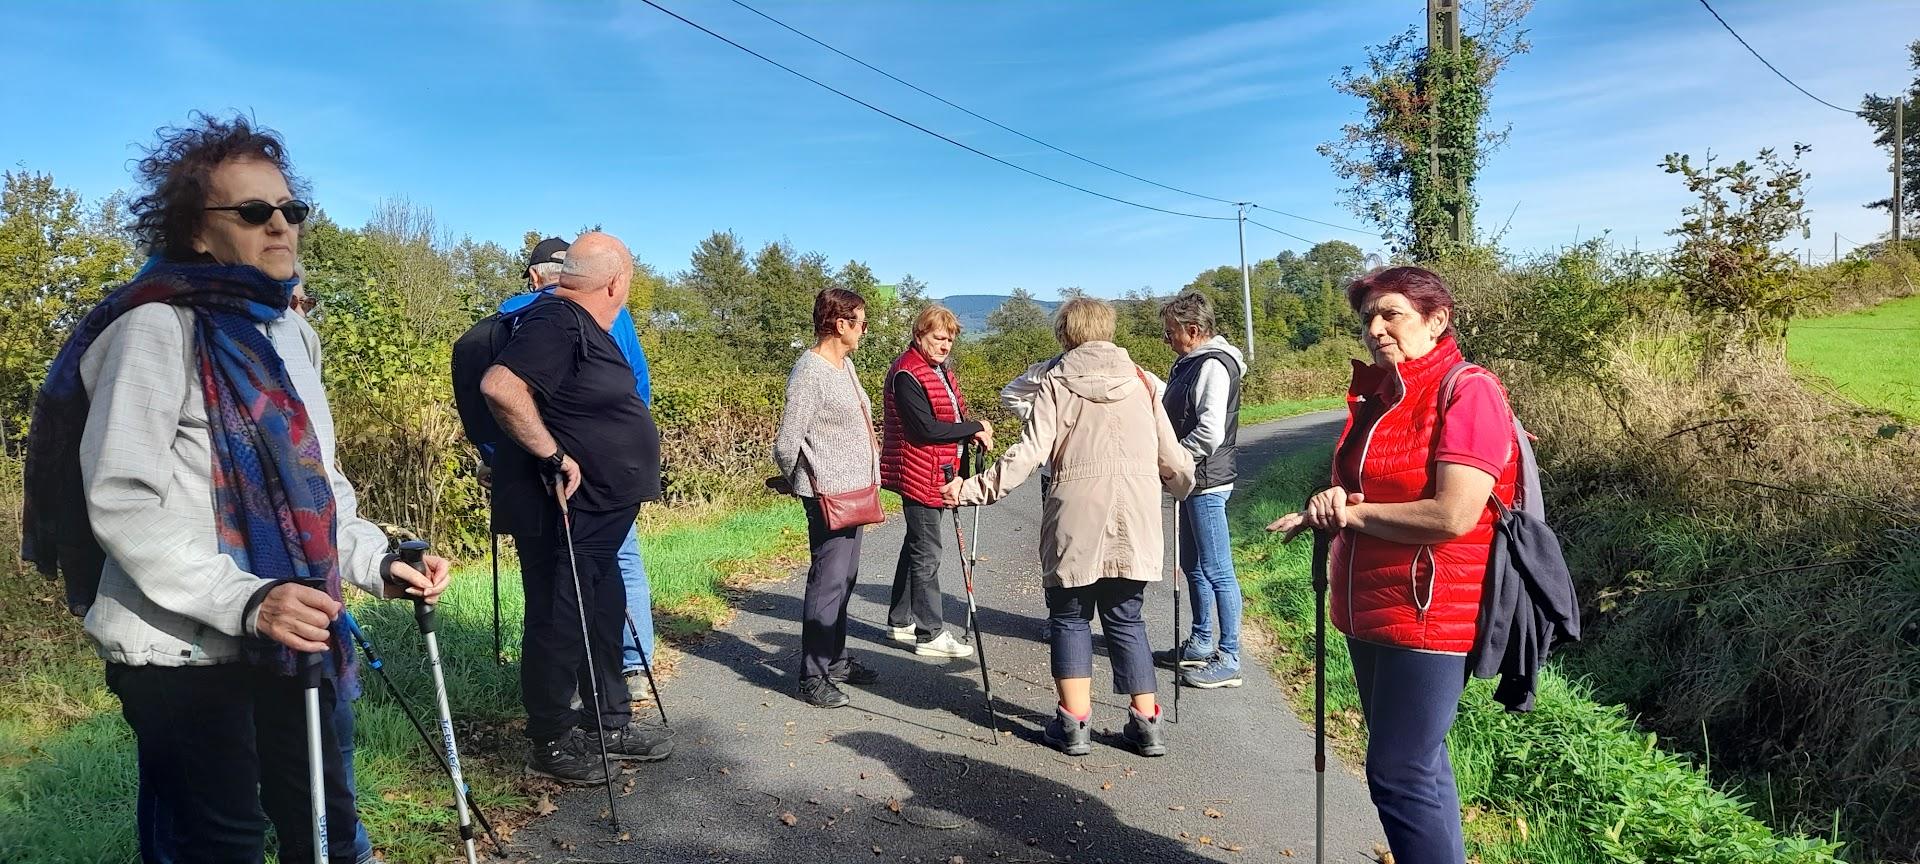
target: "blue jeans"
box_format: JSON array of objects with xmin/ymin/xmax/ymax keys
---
[
  {"xmin": 1178, "ymin": 490, "xmax": 1241, "ymax": 663},
  {"xmin": 1349, "ymin": 638, "xmax": 1468, "ymax": 864},
  {"xmin": 1044, "ymin": 579, "xmax": 1156, "ymax": 695},
  {"xmin": 618, "ymin": 521, "xmax": 656, "ymax": 672}
]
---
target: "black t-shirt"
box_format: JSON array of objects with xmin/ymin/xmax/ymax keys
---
[{"xmin": 493, "ymin": 295, "xmax": 661, "ymax": 513}]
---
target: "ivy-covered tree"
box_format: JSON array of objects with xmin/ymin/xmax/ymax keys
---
[{"xmin": 1319, "ymin": 0, "xmax": 1533, "ymax": 260}]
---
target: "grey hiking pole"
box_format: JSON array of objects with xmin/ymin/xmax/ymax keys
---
[
  {"xmin": 399, "ymin": 540, "xmax": 482, "ymax": 864},
  {"xmin": 622, "ymin": 611, "xmax": 670, "ymax": 728},
  {"xmin": 556, "ymin": 485, "xmax": 621, "ymax": 830},
  {"xmin": 341, "ymin": 611, "xmax": 502, "ymax": 849},
  {"xmin": 943, "ymin": 463, "xmax": 1000, "ymax": 744},
  {"xmin": 961, "ymin": 443, "xmax": 984, "ymax": 644},
  {"xmin": 1310, "ymin": 528, "xmax": 1332, "ymax": 864},
  {"xmin": 300, "ymin": 579, "xmax": 330, "ymax": 864},
  {"xmin": 1170, "ymin": 499, "xmax": 1182, "ymax": 725}
]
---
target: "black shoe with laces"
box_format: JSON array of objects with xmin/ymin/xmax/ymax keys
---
[
  {"xmin": 799, "ymin": 675, "xmax": 851, "ymax": 708},
  {"xmin": 589, "ymin": 724, "xmax": 676, "ymax": 762},
  {"xmin": 828, "ymin": 657, "xmax": 880, "ymax": 686},
  {"xmin": 526, "ymin": 728, "xmax": 610, "ymax": 785}
]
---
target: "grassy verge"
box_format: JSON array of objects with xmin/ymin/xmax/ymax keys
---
[
  {"xmin": 1240, "ymin": 396, "xmax": 1345, "ymax": 426},
  {"xmin": 1788, "ymin": 294, "xmax": 1920, "ymax": 420},
  {"xmin": 0, "ymin": 494, "xmax": 810, "ymax": 864},
  {"xmin": 1231, "ymin": 446, "xmax": 1849, "ymax": 864}
]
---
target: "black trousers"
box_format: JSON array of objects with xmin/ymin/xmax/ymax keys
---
[
  {"xmin": 107, "ymin": 662, "xmax": 364, "ymax": 864},
  {"xmin": 800, "ymin": 495, "xmax": 864, "ymax": 680},
  {"xmin": 515, "ymin": 503, "xmax": 637, "ymax": 742},
  {"xmin": 887, "ymin": 501, "xmax": 947, "ymax": 638}
]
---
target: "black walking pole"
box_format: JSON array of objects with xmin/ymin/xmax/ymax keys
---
[
  {"xmin": 1310, "ymin": 528, "xmax": 1332, "ymax": 864},
  {"xmin": 490, "ymin": 487, "xmax": 503, "ymax": 666},
  {"xmin": 342, "ymin": 611, "xmax": 503, "ymax": 849},
  {"xmin": 943, "ymin": 463, "xmax": 1000, "ymax": 744},
  {"xmin": 622, "ymin": 612, "xmax": 670, "ymax": 728},
  {"xmin": 399, "ymin": 541, "xmax": 482, "ymax": 864},
  {"xmin": 300, "ymin": 579, "xmax": 330, "ymax": 864},
  {"xmin": 556, "ymin": 487, "xmax": 621, "ymax": 830},
  {"xmin": 1171, "ymin": 498, "xmax": 1182, "ymax": 724}
]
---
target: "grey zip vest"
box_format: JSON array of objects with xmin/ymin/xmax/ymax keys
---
[{"xmin": 1164, "ymin": 348, "xmax": 1241, "ymax": 489}]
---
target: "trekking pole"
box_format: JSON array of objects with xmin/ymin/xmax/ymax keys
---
[
  {"xmin": 556, "ymin": 485, "xmax": 621, "ymax": 830},
  {"xmin": 300, "ymin": 579, "xmax": 330, "ymax": 864},
  {"xmin": 1310, "ymin": 529, "xmax": 1332, "ymax": 864},
  {"xmin": 341, "ymin": 611, "xmax": 502, "ymax": 849},
  {"xmin": 399, "ymin": 541, "xmax": 482, "ymax": 864},
  {"xmin": 943, "ymin": 464, "xmax": 1000, "ymax": 744},
  {"xmin": 966, "ymin": 448, "xmax": 983, "ymax": 646},
  {"xmin": 622, "ymin": 612, "xmax": 670, "ymax": 728},
  {"xmin": 1171, "ymin": 499, "xmax": 1182, "ymax": 725},
  {"xmin": 490, "ymin": 487, "xmax": 503, "ymax": 665}
]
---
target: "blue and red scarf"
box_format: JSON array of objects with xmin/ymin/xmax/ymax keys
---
[{"xmin": 22, "ymin": 258, "xmax": 350, "ymax": 682}]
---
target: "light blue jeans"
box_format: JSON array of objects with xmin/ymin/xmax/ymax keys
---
[
  {"xmin": 618, "ymin": 522, "xmax": 656, "ymax": 672},
  {"xmin": 1178, "ymin": 490, "xmax": 1241, "ymax": 665}
]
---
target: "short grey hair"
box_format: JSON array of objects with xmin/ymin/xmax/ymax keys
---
[
  {"xmin": 528, "ymin": 261, "xmax": 563, "ymax": 282},
  {"xmin": 1160, "ymin": 292, "xmax": 1216, "ymax": 337}
]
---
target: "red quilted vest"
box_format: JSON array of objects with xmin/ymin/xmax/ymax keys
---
[
  {"xmin": 1328, "ymin": 336, "xmax": 1518, "ymax": 655},
  {"xmin": 880, "ymin": 346, "xmax": 968, "ymax": 507}
]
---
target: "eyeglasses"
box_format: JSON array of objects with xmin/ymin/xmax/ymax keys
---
[
  {"xmin": 291, "ymin": 294, "xmax": 318, "ymax": 315},
  {"xmin": 205, "ymin": 199, "xmax": 312, "ymax": 226},
  {"xmin": 841, "ymin": 316, "xmax": 869, "ymax": 332}
]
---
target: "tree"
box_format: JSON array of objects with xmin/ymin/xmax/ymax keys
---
[
  {"xmin": 1661, "ymin": 144, "xmax": 1813, "ymax": 351},
  {"xmin": 0, "ymin": 171, "xmax": 137, "ymax": 447},
  {"xmin": 986, "ymin": 287, "xmax": 1049, "ymax": 336},
  {"xmin": 1319, "ymin": 1, "xmax": 1532, "ymax": 259},
  {"xmin": 1861, "ymin": 39, "xmax": 1920, "ymax": 224}
]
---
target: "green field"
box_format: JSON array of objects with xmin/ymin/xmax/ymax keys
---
[
  {"xmin": 1240, "ymin": 396, "xmax": 1346, "ymax": 426},
  {"xmin": 1789, "ymin": 295, "xmax": 1920, "ymax": 419}
]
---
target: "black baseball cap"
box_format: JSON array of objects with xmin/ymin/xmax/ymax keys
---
[{"xmin": 527, "ymin": 237, "xmax": 570, "ymax": 268}]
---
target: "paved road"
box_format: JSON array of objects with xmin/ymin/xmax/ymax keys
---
[{"xmin": 509, "ymin": 410, "xmax": 1386, "ymax": 863}]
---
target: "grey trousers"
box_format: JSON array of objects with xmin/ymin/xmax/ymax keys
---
[{"xmin": 887, "ymin": 502, "xmax": 948, "ymax": 638}]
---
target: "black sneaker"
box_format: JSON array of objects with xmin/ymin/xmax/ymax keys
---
[
  {"xmin": 527, "ymin": 729, "xmax": 610, "ymax": 785},
  {"xmin": 828, "ymin": 658, "xmax": 880, "ymax": 686},
  {"xmin": 799, "ymin": 675, "xmax": 850, "ymax": 708},
  {"xmin": 589, "ymin": 724, "xmax": 675, "ymax": 762}
]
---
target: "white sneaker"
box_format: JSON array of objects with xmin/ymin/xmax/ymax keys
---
[
  {"xmin": 914, "ymin": 631, "xmax": 976, "ymax": 658},
  {"xmin": 889, "ymin": 624, "xmax": 917, "ymax": 644}
]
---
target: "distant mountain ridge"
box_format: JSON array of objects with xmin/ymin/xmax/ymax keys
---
[{"xmin": 938, "ymin": 294, "xmax": 1062, "ymax": 334}]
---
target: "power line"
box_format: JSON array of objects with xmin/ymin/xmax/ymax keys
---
[
  {"xmin": 1695, "ymin": 0, "xmax": 1860, "ymax": 116},
  {"xmin": 637, "ymin": 0, "xmax": 1236, "ymax": 222},
  {"xmin": 1249, "ymin": 203, "xmax": 1374, "ymax": 237},
  {"xmin": 727, "ymin": 0, "xmax": 1245, "ymax": 207},
  {"xmin": 1244, "ymin": 217, "xmax": 1317, "ymax": 246}
]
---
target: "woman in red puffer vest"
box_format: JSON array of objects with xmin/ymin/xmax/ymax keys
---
[{"xmin": 1267, "ymin": 266, "xmax": 1518, "ymax": 864}]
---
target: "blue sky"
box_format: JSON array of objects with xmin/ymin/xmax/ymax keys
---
[{"xmin": 3, "ymin": 1, "xmax": 1914, "ymax": 299}]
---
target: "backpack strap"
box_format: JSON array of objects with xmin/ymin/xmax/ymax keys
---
[{"xmin": 1432, "ymin": 360, "xmax": 1525, "ymax": 513}]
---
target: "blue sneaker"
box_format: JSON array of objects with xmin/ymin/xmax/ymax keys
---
[
  {"xmin": 1180, "ymin": 656, "xmax": 1243, "ymax": 689},
  {"xmin": 1154, "ymin": 638, "xmax": 1214, "ymax": 669}
]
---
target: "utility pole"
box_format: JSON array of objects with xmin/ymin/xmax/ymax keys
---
[
  {"xmin": 1895, "ymin": 97, "xmax": 1905, "ymax": 246},
  {"xmin": 1236, "ymin": 203, "xmax": 1255, "ymax": 363},
  {"xmin": 1427, "ymin": 0, "xmax": 1466, "ymax": 245},
  {"xmin": 1834, "ymin": 231, "xmax": 1839, "ymax": 262}
]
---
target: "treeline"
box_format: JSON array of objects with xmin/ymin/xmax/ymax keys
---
[{"xmin": 0, "ymin": 169, "xmax": 1362, "ymax": 560}]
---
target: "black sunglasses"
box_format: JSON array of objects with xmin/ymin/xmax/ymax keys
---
[{"xmin": 205, "ymin": 199, "xmax": 311, "ymax": 226}]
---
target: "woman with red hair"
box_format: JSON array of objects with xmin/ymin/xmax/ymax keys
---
[{"xmin": 1267, "ymin": 266, "xmax": 1518, "ymax": 864}]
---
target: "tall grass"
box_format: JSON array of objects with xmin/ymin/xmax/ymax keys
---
[{"xmin": 1233, "ymin": 446, "xmax": 1848, "ymax": 864}]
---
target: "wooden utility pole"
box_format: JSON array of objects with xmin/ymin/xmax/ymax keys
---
[
  {"xmin": 1427, "ymin": 0, "xmax": 1466, "ymax": 244},
  {"xmin": 1895, "ymin": 97, "xmax": 1905, "ymax": 245}
]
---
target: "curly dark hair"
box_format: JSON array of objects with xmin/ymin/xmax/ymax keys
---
[{"xmin": 129, "ymin": 112, "xmax": 307, "ymax": 260}]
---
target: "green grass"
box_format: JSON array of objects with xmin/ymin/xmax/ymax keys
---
[
  {"xmin": 1230, "ymin": 447, "xmax": 1848, "ymax": 864},
  {"xmin": 1239, "ymin": 396, "xmax": 1346, "ymax": 426},
  {"xmin": 1789, "ymin": 294, "xmax": 1920, "ymax": 419},
  {"xmin": 0, "ymin": 496, "xmax": 810, "ymax": 864}
]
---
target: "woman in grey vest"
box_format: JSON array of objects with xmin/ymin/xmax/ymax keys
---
[{"xmin": 1156, "ymin": 292, "xmax": 1247, "ymax": 689}]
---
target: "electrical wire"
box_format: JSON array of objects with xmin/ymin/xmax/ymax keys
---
[
  {"xmin": 638, "ymin": 0, "xmax": 1236, "ymax": 221},
  {"xmin": 1245, "ymin": 217, "xmax": 1318, "ymax": 246},
  {"xmin": 1695, "ymin": 0, "xmax": 1860, "ymax": 116},
  {"xmin": 1249, "ymin": 203, "xmax": 1374, "ymax": 236}
]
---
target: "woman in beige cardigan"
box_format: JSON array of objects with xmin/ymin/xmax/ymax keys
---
[{"xmin": 942, "ymin": 298, "xmax": 1195, "ymax": 757}]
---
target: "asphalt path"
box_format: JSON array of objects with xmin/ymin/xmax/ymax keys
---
[{"xmin": 508, "ymin": 409, "xmax": 1387, "ymax": 863}]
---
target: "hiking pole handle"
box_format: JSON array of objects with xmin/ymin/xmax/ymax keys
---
[{"xmin": 398, "ymin": 540, "xmax": 436, "ymax": 634}]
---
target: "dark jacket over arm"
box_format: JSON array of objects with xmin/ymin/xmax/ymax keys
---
[{"xmin": 894, "ymin": 370, "xmax": 982, "ymax": 445}]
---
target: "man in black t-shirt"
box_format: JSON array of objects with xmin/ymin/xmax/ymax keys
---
[{"xmin": 480, "ymin": 232, "xmax": 672, "ymax": 784}]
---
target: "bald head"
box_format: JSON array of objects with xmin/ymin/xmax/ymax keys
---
[{"xmin": 555, "ymin": 231, "xmax": 633, "ymax": 322}]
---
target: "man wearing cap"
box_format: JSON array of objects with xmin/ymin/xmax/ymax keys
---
[{"xmin": 493, "ymin": 238, "xmax": 660, "ymax": 691}]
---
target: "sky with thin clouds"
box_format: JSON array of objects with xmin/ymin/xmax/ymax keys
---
[{"xmin": 2, "ymin": 1, "xmax": 1913, "ymax": 299}]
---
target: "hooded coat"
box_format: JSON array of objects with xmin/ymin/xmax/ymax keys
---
[{"xmin": 951, "ymin": 341, "xmax": 1195, "ymax": 588}]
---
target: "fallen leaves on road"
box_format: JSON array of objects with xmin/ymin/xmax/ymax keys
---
[
  {"xmin": 1099, "ymin": 781, "xmax": 1113, "ymax": 790},
  {"xmin": 1168, "ymin": 805, "xmax": 1186, "ymax": 811},
  {"xmin": 1203, "ymin": 807, "xmax": 1224, "ymax": 819},
  {"xmin": 534, "ymin": 794, "xmax": 557, "ymax": 817},
  {"xmin": 779, "ymin": 812, "xmax": 798, "ymax": 826}
]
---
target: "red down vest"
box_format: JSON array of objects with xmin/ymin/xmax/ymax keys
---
[
  {"xmin": 1329, "ymin": 335, "xmax": 1518, "ymax": 655},
  {"xmin": 880, "ymin": 346, "xmax": 968, "ymax": 508}
]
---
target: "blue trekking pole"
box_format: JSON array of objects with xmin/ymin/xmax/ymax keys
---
[{"xmin": 341, "ymin": 610, "xmax": 501, "ymax": 850}]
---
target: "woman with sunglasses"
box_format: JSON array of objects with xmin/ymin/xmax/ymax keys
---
[
  {"xmin": 771, "ymin": 288, "xmax": 884, "ymax": 708},
  {"xmin": 22, "ymin": 113, "xmax": 451, "ymax": 863}
]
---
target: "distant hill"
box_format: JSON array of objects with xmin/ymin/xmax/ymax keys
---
[{"xmin": 939, "ymin": 294, "xmax": 1062, "ymax": 334}]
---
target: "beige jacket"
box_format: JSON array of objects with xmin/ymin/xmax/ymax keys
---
[{"xmin": 954, "ymin": 341, "xmax": 1195, "ymax": 588}]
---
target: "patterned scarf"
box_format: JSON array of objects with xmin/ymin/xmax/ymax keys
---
[{"xmin": 22, "ymin": 258, "xmax": 350, "ymax": 683}]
